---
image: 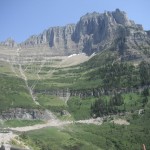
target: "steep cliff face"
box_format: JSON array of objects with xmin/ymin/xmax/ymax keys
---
[
  {"xmin": 1, "ymin": 9, "xmax": 150, "ymax": 57},
  {"xmin": 72, "ymin": 9, "xmax": 150, "ymax": 55},
  {"xmin": 19, "ymin": 9, "xmax": 150, "ymax": 56},
  {"xmin": 72, "ymin": 11, "xmax": 118, "ymax": 54},
  {"xmin": 20, "ymin": 24, "xmax": 80, "ymax": 55},
  {"xmin": 21, "ymin": 24, "xmax": 75, "ymax": 47}
]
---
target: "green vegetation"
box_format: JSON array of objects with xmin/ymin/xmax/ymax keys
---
[
  {"xmin": 84, "ymin": 50, "xmax": 117, "ymax": 68},
  {"xmin": 21, "ymin": 107, "xmax": 150, "ymax": 150},
  {"xmin": 0, "ymin": 74, "xmax": 37, "ymax": 111},
  {"xmin": 86, "ymin": 62, "xmax": 140, "ymax": 89},
  {"xmin": 37, "ymin": 95, "xmax": 66, "ymax": 107},
  {"xmin": 31, "ymin": 56, "xmax": 150, "ymax": 92},
  {"xmin": 91, "ymin": 94, "xmax": 124, "ymax": 117},
  {"xmin": 20, "ymin": 126, "xmax": 102, "ymax": 150},
  {"xmin": 36, "ymin": 94, "xmax": 67, "ymax": 113},
  {"xmin": 0, "ymin": 61, "xmax": 41, "ymax": 112},
  {"xmin": 29, "ymin": 58, "xmax": 150, "ymax": 120},
  {"xmin": 1, "ymin": 120, "xmax": 44, "ymax": 128},
  {"xmin": 139, "ymin": 61, "xmax": 150, "ymax": 85},
  {"xmin": 67, "ymin": 97, "xmax": 95, "ymax": 120},
  {"xmin": 1, "ymin": 48, "xmax": 150, "ymax": 150}
]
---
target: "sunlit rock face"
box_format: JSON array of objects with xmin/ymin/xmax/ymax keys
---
[{"xmin": 1, "ymin": 9, "xmax": 150, "ymax": 57}]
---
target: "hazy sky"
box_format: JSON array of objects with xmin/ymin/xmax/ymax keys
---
[{"xmin": 0, "ymin": 0, "xmax": 149, "ymax": 43}]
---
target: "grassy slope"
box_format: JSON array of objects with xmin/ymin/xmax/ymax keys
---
[
  {"xmin": 19, "ymin": 50, "xmax": 150, "ymax": 149},
  {"xmin": 21, "ymin": 107, "xmax": 150, "ymax": 150},
  {"xmin": 0, "ymin": 120, "xmax": 44, "ymax": 128},
  {"xmin": 21, "ymin": 126, "xmax": 102, "ymax": 150},
  {"xmin": 1, "ymin": 50, "xmax": 150, "ymax": 149},
  {"xmin": 20, "ymin": 97, "xmax": 150, "ymax": 149},
  {"xmin": 0, "ymin": 50, "xmax": 147, "ymax": 117},
  {"xmin": 0, "ymin": 61, "xmax": 38, "ymax": 111},
  {"xmin": 20, "ymin": 49, "xmax": 147, "ymax": 120}
]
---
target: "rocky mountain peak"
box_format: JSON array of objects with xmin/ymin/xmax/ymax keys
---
[
  {"xmin": 1, "ymin": 9, "xmax": 150, "ymax": 57},
  {"xmin": 111, "ymin": 9, "xmax": 132, "ymax": 26},
  {"xmin": 0, "ymin": 38, "xmax": 17, "ymax": 47},
  {"xmin": 78, "ymin": 9, "xmax": 133, "ymax": 27}
]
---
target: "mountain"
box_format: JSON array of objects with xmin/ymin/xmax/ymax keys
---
[
  {"xmin": 21, "ymin": 8, "xmax": 150, "ymax": 56},
  {"xmin": 0, "ymin": 38, "xmax": 17, "ymax": 47},
  {"xmin": 1, "ymin": 9, "xmax": 150, "ymax": 150},
  {"xmin": 20, "ymin": 24, "xmax": 78, "ymax": 56},
  {"xmin": 1, "ymin": 9, "xmax": 150, "ymax": 58}
]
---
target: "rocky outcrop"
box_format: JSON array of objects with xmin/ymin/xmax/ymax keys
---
[
  {"xmin": 34, "ymin": 85, "xmax": 150, "ymax": 99},
  {"xmin": 0, "ymin": 108, "xmax": 55, "ymax": 120}
]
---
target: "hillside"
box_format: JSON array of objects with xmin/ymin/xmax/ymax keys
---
[{"xmin": 0, "ymin": 9, "xmax": 150, "ymax": 150}]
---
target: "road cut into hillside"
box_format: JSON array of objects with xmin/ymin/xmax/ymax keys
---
[
  {"xmin": 0, "ymin": 117, "xmax": 129, "ymax": 144},
  {"xmin": 10, "ymin": 117, "xmax": 103, "ymax": 132}
]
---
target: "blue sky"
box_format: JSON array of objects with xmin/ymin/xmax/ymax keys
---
[{"xmin": 0, "ymin": 0, "xmax": 149, "ymax": 43}]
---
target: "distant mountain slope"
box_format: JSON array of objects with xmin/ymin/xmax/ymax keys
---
[{"xmin": 1, "ymin": 9, "xmax": 150, "ymax": 58}]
